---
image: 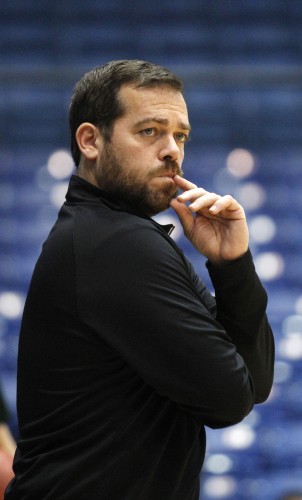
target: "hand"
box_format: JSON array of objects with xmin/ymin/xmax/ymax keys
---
[{"xmin": 170, "ymin": 175, "xmax": 249, "ymax": 265}]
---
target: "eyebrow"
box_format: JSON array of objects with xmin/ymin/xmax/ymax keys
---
[{"xmin": 134, "ymin": 116, "xmax": 191, "ymax": 132}]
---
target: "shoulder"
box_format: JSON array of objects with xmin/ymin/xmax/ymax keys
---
[{"xmin": 73, "ymin": 204, "xmax": 179, "ymax": 261}]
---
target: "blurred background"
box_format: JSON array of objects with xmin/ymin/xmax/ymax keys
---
[{"xmin": 0, "ymin": 1, "xmax": 302, "ymax": 498}]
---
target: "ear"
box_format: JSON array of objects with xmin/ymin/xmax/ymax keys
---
[{"xmin": 76, "ymin": 123, "xmax": 102, "ymax": 161}]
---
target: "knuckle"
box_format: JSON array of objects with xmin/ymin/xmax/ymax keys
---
[{"xmin": 224, "ymin": 194, "xmax": 234, "ymax": 202}]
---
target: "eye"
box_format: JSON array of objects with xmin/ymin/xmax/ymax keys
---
[
  {"xmin": 175, "ymin": 132, "xmax": 189, "ymax": 143},
  {"xmin": 142, "ymin": 128, "xmax": 156, "ymax": 136}
]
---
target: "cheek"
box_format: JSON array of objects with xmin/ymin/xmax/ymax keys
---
[
  {"xmin": 114, "ymin": 138, "xmax": 158, "ymax": 177},
  {"xmin": 117, "ymin": 142, "xmax": 142, "ymax": 162},
  {"xmin": 125, "ymin": 146, "xmax": 154, "ymax": 169}
]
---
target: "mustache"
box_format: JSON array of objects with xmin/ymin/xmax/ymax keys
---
[{"xmin": 154, "ymin": 160, "xmax": 183, "ymax": 177}]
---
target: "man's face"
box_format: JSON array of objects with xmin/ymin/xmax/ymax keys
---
[{"xmin": 94, "ymin": 84, "xmax": 190, "ymax": 216}]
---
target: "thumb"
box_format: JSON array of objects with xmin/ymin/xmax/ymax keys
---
[{"xmin": 170, "ymin": 198, "xmax": 193, "ymax": 233}]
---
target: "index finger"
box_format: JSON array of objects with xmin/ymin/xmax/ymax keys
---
[{"xmin": 173, "ymin": 175, "xmax": 197, "ymax": 191}]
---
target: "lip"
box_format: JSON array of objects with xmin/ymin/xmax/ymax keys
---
[{"xmin": 157, "ymin": 172, "xmax": 177, "ymax": 178}]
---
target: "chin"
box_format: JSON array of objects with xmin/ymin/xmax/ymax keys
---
[
  {"xmin": 145, "ymin": 196, "xmax": 175, "ymax": 217},
  {"xmin": 135, "ymin": 184, "xmax": 177, "ymax": 217}
]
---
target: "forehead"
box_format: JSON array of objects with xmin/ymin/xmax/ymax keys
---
[{"xmin": 118, "ymin": 84, "xmax": 189, "ymax": 124}]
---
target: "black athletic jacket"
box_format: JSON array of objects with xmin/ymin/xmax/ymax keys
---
[{"xmin": 5, "ymin": 175, "xmax": 274, "ymax": 500}]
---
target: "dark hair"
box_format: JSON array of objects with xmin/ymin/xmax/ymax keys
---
[{"xmin": 69, "ymin": 60, "xmax": 183, "ymax": 167}]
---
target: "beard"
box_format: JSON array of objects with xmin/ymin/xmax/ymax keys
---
[{"xmin": 95, "ymin": 142, "xmax": 183, "ymax": 216}]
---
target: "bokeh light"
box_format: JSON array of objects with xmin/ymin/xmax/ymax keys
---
[
  {"xmin": 234, "ymin": 182, "xmax": 266, "ymax": 211},
  {"xmin": 0, "ymin": 292, "xmax": 24, "ymax": 319},
  {"xmin": 249, "ymin": 215, "xmax": 276, "ymax": 244},
  {"xmin": 222, "ymin": 424, "xmax": 256, "ymax": 449},
  {"xmin": 47, "ymin": 149, "xmax": 75, "ymax": 179},
  {"xmin": 254, "ymin": 252, "xmax": 284, "ymax": 281},
  {"xmin": 226, "ymin": 148, "xmax": 255, "ymax": 178},
  {"xmin": 50, "ymin": 182, "xmax": 69, "ymax": 208},
  {"xmin": 205, "ymin": 454, "xmax": 233, "ymax": 475},
  {"xmin": 279, "ymin": 314, "xmax": 302, "ymax": 360},
  {"xmin": 203, "ymin": 475, "xmax": 237, "ymax": 498}
]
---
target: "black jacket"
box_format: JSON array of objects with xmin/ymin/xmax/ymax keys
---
[{"xmin": 6, "ymin": 175, "xmax": 274, "ymax": 500}]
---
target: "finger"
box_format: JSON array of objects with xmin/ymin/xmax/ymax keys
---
[
  {"xmin": 188, "ymin": 193, "xmax": 221, "ymax": 212},
  {"xmin": 208, "ymin": 195, "xmax": 244, "ymax": 216},
  {"xmin": 177, "ymin": 187, "xmax": 209, "ymax": 203},
  {"xmin": 173, "ymin": 175, "xmax": 198, "ymax": 191}
]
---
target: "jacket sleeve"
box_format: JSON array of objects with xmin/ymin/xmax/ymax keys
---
[
  {"xmin": 0, "ymin": 384, "xmax": 10, "ymax": 424},
  {"xmin": 206, "ymin": 249, "xmax": 274, "ymax": 404},
  {"xmin": 76, "ymin": 218, "xmax": 274, "ymax": 429}
]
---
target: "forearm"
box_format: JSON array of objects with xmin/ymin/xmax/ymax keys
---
[{"xmin": 207, "ymin": 250, "xmax": 275, "ymax": 402}]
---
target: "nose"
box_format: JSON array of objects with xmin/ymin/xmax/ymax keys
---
[{"xmin": 158, "ymin": 135, "xmax": 181, "ymax": 163}]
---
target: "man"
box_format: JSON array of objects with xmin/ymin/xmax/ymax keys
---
[{"xmin": 5, "ymin": 60, "xmax": 274, "ymax": 500}]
